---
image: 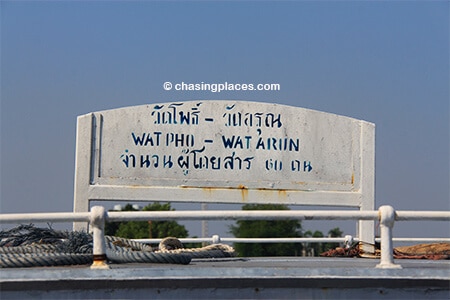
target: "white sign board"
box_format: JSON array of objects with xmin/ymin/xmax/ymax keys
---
[{"xmin": 73, "ymin": 101, "xmax": 374, "ymax": 243}]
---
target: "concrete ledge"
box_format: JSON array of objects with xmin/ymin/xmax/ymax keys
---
[{"xmin": 1, "ymin": 257, "xmax": 449, "ymax": 299}]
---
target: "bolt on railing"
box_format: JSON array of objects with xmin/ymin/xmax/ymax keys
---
[{"xmin": 1, "ymin": 205, "xmax": 449, "ymax": 270}]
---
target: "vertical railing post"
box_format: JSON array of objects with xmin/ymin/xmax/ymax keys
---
[
  {"xmin": 376, "ymin": 205, "xmax": 402, "ymax": 269},
  {"xmin": 344, "ymin": 235, "xmax": 354, "ymax": 249},
  {"xmin": 212, "ymin": 234, "xmax": 221, "ymax": 244},
  {"xmin": 90, "ymin": 206, "xmax": 110, "ymax": 269}
]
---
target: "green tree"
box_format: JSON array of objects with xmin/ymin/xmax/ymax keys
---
[
  {"xmin": 302, "ymin": 228, "xmax": 344, "ymax": 256},
  {"xmin": 104, "ymin": 204, "xmax": 138, "ymax": 237},
  {"xmin": 229, "ymin": 204, "xmax": 303, "ymax": 257},
  {"xmin": 303, "ymin": 230, "xmax": 324, "ymax": 256},
  {"xmin": 324, "ymin": 227, "xmax": 343, "ymax": 251},
  {"xmin": 105, "ymin": 203, "xmax": 188, "ymax": 239}
]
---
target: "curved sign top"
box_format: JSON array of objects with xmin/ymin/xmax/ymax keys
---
[{"xmin": 74, "ymin": 100, "xmax": 374, "ymax": 210}]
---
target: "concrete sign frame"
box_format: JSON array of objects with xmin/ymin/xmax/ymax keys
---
[{"xmin": 73, "ymin": 101, "xmax": 375, "ymax": 247}]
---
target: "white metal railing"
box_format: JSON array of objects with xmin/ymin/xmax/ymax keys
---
[
  {"xmin": 135, "ymin": 237, "xmax": 450, "ymax": 244},
  {"xmin": 135, "ymin": 237, "xmax": 354, "ymax": 244},
  {"xmin": 0, "ymin": 205, "xmax": 449, "ymax": 270}
]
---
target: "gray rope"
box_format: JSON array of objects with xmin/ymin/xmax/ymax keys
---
[
  {"xmin": 156, "ymin": 243, "xmax": 236, "ymax": 259},
  {"xmin": 0, "ymin": 252, "xmax": 92, "ymax": 268},
  {"xmin": 0, "ymin": 244, "xmax": 58, "ymax": 254},
  {"xmin": 104, "ymin": 236, "xmax": 236, "ymax": 264},
  {"xmin": 0, "ymin": 225, "xmax": 236, "ymax": 268},
  {"xmin": 105, "ymin": 235, "xmax": 154, "ymax": 252},
  {"xmin": 106, "ymin": 248, "xmax": 192, "ymax": 265},
  {"xmin": 0, "ymin": 225, "xmax": 94, "ymax": 268}
]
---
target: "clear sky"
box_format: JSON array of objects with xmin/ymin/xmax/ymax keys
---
[{"xmin": 1, "ymin": 1, "xmax": 448, "ymax": 240}]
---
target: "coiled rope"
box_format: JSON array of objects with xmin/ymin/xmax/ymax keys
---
[{"xmin": 0, "ymin": 224, "xmax": 236, "ymax": 268}]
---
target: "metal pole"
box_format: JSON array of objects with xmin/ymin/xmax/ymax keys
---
[
  {"xmin": 90, "ymin": 206, "xmax": 110, "ymax": 269},
  {"xmin": 376, "ymin": 205, "xmax": 401, "ymax": 269}
]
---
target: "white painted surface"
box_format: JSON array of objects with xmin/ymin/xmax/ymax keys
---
[{"xmin": 73, "ymin": 101, "xmax": 375, "ymax": 245}]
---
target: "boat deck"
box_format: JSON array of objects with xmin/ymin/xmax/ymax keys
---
[{"xmin": 1, "ymin": 257, "xmax": 449, "ymax": 299}]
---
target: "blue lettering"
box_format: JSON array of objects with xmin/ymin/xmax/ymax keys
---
[
  {"xmin": 221, "ymin": 135, "xmax": 235, "ymax": 148},
  {"xmin": 132, "ymin": 133, "xmax": 145, "ymax": 146},
  {"xmin": 132, "ymin": 132, "xmax": 161, "ymax": 146}
]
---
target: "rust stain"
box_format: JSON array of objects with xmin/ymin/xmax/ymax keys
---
[
  {"xmin": 237, "ymin": 184, "xmax": 248, "ymax": 202},
  {"xmin": 201, "ymin": 187, "xmax": 214, "ymax": 195},
  {"xmin": 183, "ymin": 185, "xmax": 251, "ymax": 202},
  {"xmin": 293, "ymin": 181, "xmax": 307, "ymax": 185},
  {"xmin": 278, "ymin": 189, "xmax": 287, "ymax": 198},
  {"xmin": 351, "ymin": 173, "xmax": 355, "ymax": 185}
]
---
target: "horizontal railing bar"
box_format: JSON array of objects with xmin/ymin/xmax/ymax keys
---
[
  {"xmin": 107, "ymin": 210, "xmax": 379, "ymax": 221},
  {"xmin": 0, "ymin": 210, "xmax": 450, "ymax": 224},
  {"xmin": 395, "ymin": 211, "xmax": 450, "ymax": 221},
  {"xmin": 390, "ymin": 237, "xmax": 450, "ymax": 243},
  {"xmin": 1, "ymin": 210, "xmax": 449, "ymax": 224},
  {"xmin": 0, "ymin": 211, "xmax": 370, "ymax": 226},
  {"xmin": 134, "ymin": 238, "xmax": 215, "ymax": 244},
  {"xmin": 135, "ymin": 237, "xmax": 349, "ymax": 244},
  {"xmin": 0, "ymin": 212, "xmax": 91, "ymax": 224},
  {"xmin": 137, "ymin": 236, "xmax": 450, "ymax": 245},
  {"xmin": 207, "ymin": 237, "xmax": 346, "ymax": 243}
]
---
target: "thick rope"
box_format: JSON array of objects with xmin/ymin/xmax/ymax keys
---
[
  {"xmin": 0, "ymin": 252, "xmax": 93, "ymax": 268},
  {"xmin": 0, "ymin": 225, "xmax": 236, "ymax": 268},
  {"xmin": 156, "ymin": 240, "xmax": 236, "ymax": 259},
  {"xmin": 0, "ymin": 244, "xmax": 59, "ymax": 254}
]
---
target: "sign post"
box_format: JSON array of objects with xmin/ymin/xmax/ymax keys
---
[{"xmin": 73, "ymin": 101, "xmax": 375, "ymax": 252}]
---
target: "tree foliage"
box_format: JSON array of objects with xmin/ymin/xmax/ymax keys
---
[
  {"xmin": 229, "ymin": 204, "xmax": 303, "ymax": 257},
  {"xmin": 304, "ymin": 230, "xmax": 324, "ymax": 256},
  {"xmin": 229, "ymin": 204, "xmax": 345, "ymax": 257},
  {"xmin": 324, "ymin": 227, "xmax": 344, "ymax": 251},
  {"xmin": 105, "ymin": 203, "xmax": 188, "ymax": 239}
]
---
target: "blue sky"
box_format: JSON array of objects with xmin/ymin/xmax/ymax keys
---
[{"xmin": 1, "ymin": 1, "xmax": 448, "ymax": 239}]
